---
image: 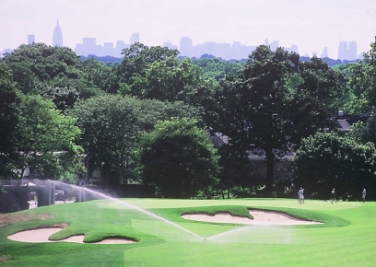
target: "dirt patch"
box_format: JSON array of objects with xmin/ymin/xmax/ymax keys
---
[
  {"xmin": 0, "ymin": 213, "xmax": 54, "ymax": 227},
  {"xmin": 7, "ymin": 228, "xmax": 136, "ymax": 244},
  {"xmin": 0, "ymin": 255, "xmax": 14, "ymax": 263},
  {"xmin": 182, "ymin": 209, "xmax": 322, "ymax": 225}
]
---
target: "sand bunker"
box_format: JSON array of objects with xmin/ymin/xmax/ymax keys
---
[
  {"xmin": 182, "ymin": 209, "xmax": 322, "ymax": 225},
  {"xmin": 8, "ymin": 228, "xmax": 136, "ymax": 244}
]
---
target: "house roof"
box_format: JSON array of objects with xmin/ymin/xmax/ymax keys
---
[{"xmin": 332, "ymin": 113, "xmax": 370, "ymax": 132}]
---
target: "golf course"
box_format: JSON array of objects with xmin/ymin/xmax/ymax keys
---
[{"xmin": 0, "ymin": 198, "xmax": 374, "ymax": 267}]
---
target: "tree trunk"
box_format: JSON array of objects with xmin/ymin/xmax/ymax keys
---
[{"xmin": 265, "ymin": 146, "xmax": 275, "ymax": 197}]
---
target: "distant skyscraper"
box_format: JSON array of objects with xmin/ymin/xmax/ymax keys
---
[
  {"xmin": 129, "ymin": 33, "xmax": 140, "ymax": 45},
  {"xmin": 202, "ymin": 42, "xmax": 218, "ymax": 56},
  {"xmin": 286, "ymin": 44, "xmax": 298, "ymax": 53},
  {"xmin": 348, "ymin": 41, "xmax": 357, "ymax": 60},
  {"xmin": 231, "ymin": 41, "xmax": 241, "ymax": 55},
  {"xmin": 75, "ymin": 38, "xmax": 104, "ymax": 56},
  {"xmin": 163, "ymin": 41, "xmax": 178, "ymax": 50},
  {"xmin": 53, "ymin": 19, "xmax": 63, "ymax": 46},
  {"xmin": 264, "ymin": 39, "xmax": 269, "ymax": 46},
  {"xmin": 103, "ymin": 42, "xmax": 115, "ymax": 56},
  {"xmin": 269, "ymin": 40, "xmax": 279, "ymax": 51},
  {"xmin": 338, "ymin": 41, "xmax": 347, "ymax": 60},
  {"xmin": 338, "ymin": 41, "xmax": 357, "ymax": 60},
  {"xmin": 180, "ymin": 37, "xmax": 193, "ymax": 57},
  {"xmin": 27, "ymin": 34, "xmax": 35, "ymax": 45},
  {"xmin": 115, "ymin": 40, "xmax": 127, "ymax": 56},
  {"xmin": 217, "ymin": 43, "xmax": 232, "ymax": 60},
  {"xmin": 321, "ymin": 47, "xmax": 328, "ymax": 58}
]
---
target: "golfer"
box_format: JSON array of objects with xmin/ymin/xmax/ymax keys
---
[
  {"xmin": 362, "ymin": 187, "xmax": 366, "ymax": 203},
  {"xmin": 298, "ymin": 187, "xmax": 304, "ymax": 204},
  {"xmin": 331, "ymin": 188, "xmax": 337, "ymax": 204}
]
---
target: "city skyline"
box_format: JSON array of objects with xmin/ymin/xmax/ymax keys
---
[
  {"xmin": 7, "ymin": 29, "xmax": 360, "ymax": 61},
  {"xmin": 1, "ymin": 0, "xmax": 376, "ymax": 59}
]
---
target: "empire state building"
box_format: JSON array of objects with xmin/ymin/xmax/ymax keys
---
[{"xmin": 53, "ymin": 20, "xmax": 63, "ymax": 47}]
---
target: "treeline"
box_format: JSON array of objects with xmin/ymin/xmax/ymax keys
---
[
  {"xmin": 1, "ymin": 39, "xmax": 376, "ymax": 199},
  {"xmin": 81, "ymin": 53, "xmax": 360, "ymax": 70}
]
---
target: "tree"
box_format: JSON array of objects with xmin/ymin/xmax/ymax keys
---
[
  {"xmin": 143, "ymin": 57, "xmax": 203, "ymax": 103},
  {"xmin": 288, "ymin": 57, "xmax": 347, "ymax": 146},
  {"xmin": 117, "ymin": 43, "xmax": 179, "ymax": 96},
  {"xmin": 137, "ymin": 98, "xmax": 203, "ymax": 131},
  {"xmin": 192, "ymin": 58, "xmax": 244, "ymax": 81},
  {"xmin": 217, "ymin": 145, "xmax": 252, "ymax": 198},
  {"xmin": 39, "ymin": 86, "xmax": 80, "ymax": 112},
  {"xmin": 346, "ymin": 115, "xmax": 376, "ymax": 147},
  {"xmin": 81, "ymin": 57, "xmax": 119, "ymax": 94},
  {"xmin": 70, "ymin": 95, "xmax": 203, "ymax": 186},
  {"xmin": 214, "ymin": 46, "xmax": 344, "ymax": 196},
  {"xmin": 2, "ymin": 43, "xmax": 102, "ymax": 110},
  {"xmin": 0, "ymin": 63, "xmax": 20, "ymax": 178},
  {"xmin": 343, "ymin": 37, "xmax": 376, "ymax": 113},
  {"xmin": 293, "ymin": 131, "xmax": 376, "ymax": 200},
  {"xmin": 137, "ymin": 118, "xmax": 220, "ymax": 198},
  {"xmin": 15, "ymin": 95, "xmax": 82, "ymax": 179},
  {"xmin": 71, "ymin": 95, "xmax": 142, "ymax": 186},
  {"xmin": 215, "ymin": 46, "xmax": 300, "ymax": 196},
  {"xmin": 2, "ymin": 43, "xmax": 82, "ymax": 82}
]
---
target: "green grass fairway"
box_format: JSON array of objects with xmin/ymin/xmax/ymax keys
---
[{"xmin": 0, "ymin": 198, "xmax": 374, "ymax": 267}]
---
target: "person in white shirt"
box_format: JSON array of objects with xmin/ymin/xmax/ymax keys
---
[
  {"xmin": 362, "ymin": 187, "xmax": 366, "ymax": 203},
  {"xmin": 331, "ymin": 188, "xmax": 337, "ymax": 204},
  {"xmin": 298, "ymin": 188, "xmax": 304, "ymax": 204}
]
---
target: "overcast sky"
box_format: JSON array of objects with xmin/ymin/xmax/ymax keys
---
[{"xmin": 1, "ymin": 0, "xmax": 375, "ymax": 59}]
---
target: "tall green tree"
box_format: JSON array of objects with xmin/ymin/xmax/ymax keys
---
[
  {"xmin": 71, "ymin": 95, "xmax": 142, "ymax": 186},
  {"xmin": 137, "ymin": 118, "xmax": 220, "ymax": 198},
  {"xmin": 2, "ymin": 43, "xmax": 102, "ymax": 110},
  {"xmin": 288, "ymin": 57, "xmax": 347, "ymax": 146},
  {"xmin": 71, "ymin": 95, "xmax": 202, "ymax": 186},
  {"xmin": 346, "ymin": 116, "xmax": 376, "ymax": 146},
  {"xmin": 15, "ymin": 95, "xmax": 82, "ymax": 179},
  {"xmin": 144, "ymin": 57, "xmax": 203, "ymax": 103},
  {"xmin": 293, "ymin": 131, "xmax": 376, "ymax": 200},
  {"xmin": 81, "ymin": 57, "xmax": 119, "ymax": 94},
  {"xmin": 117, "ymin": 43, "xmax": 179, "ymax": 96},
  {"xmin": 215, "ymin": 46, "xmax": 300, "ymax": 195},
  {"xmin": 0, "ymin": 63, "xmax": 20, "ymax": 178},
  {"xmin": 2, "ymin": 43, "xmax": 82, "ymax": 87},
  {"xmin": 215, "ymin": 46, "xmax": 344, "ymax": 196},
  {"xmin": 343, "ymin": 37, "xmax": 376, "ymax": 113},
  {"xmin": 192, "ymin": 58, "xmax": 244, "ymax": 81}
]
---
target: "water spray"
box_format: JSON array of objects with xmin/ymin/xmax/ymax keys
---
[{"xmin": 48, "ymin": 180, "xmax": 204, "ymax": 240}]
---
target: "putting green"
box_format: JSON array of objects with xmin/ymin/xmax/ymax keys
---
[{"xmin": 0, "ymin": 198, "xmax": 373, "ymax": 267}]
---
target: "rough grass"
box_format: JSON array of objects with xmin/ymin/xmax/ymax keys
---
[
  {"xmin": 0, "ymin": 198, "xmax": 373, "ymax": 267},
  {"xmin": 0, "ymin": 213, "xmax": 54, "ymax": 227}
]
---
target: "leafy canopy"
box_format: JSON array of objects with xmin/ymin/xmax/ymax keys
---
[{"xmin": 137, "ymin": 118, "xmax": 220, "ymax": 198}]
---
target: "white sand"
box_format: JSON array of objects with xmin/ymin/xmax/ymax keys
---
[
  {"xmin": 182, "ymin": 209, "xmax": 322, "ymax": 225},
  {"xmin": 7, "ymin": 210, "xmax": 321, "ymax": 244},
  {"xmin": 7, "ymin": 228, "xmax": 136, "ymax": 244}
]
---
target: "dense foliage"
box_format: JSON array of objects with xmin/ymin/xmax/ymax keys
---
[
  {"xmin": 137, "ymin": 118, "xmax": 220, "ymax": 198},
  {"xmin": 293, "ymin": 131, "xmax": 376, "ymax": 200},
  {"xmin": 214, "ymin": 46, "xmax": 345, "ymax": 195},
  {"xmin": 1, "ymin": 38, "xmax": 376, "ymax": 199}
]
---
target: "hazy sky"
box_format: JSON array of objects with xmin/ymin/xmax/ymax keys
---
[{"xmin": 1, "ymin": 0, "xmax": 376, "ymax": 59}]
